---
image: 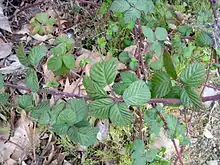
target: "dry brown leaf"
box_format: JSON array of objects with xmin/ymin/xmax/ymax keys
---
[
  {"xmin": 0, "ymin": 42, "xmax": 12, "ymax": 59},
  {"xmin": 0, "ymin": 5, "xmax": 11, "ymax": 33},
  {"xmin": 42, "ymin": 61, "xmax": 56, "ymax": 84}
]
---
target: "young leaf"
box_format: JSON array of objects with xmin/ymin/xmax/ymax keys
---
[
  {"xmin": 16, "ymin": 44, "xmax": 29, "ymax": 66},
  {"xmin": 57, "ymin": 107, "xmax": 77, "ymax": 125},
  {"xmin": 119, "ymin": 51, "xmax": 130, "ymax": 64},
  {"xmin": 129, "ymin": 60, "xmax": 138, "ymax": 71},
  {"xmin": 25, "ymin": 68, "xmax": 39, "ymax": 92},
  {"xmin": 124, "ymin": 8, "xmax": 141, "ymax": 24},
  {"xmin": 110, "ymin": 0, "xmax": 130, "ymax": 13},
  {"xmin": 151, "ymin": 71, "xmax": 172, "ymax": 97},
  {"xmin": 83, "ymin": 76, "xmax": 107, "ymax": 99},
  {"xmin": 123, "ymin": 80, "xmax": 151, "ymax": 106},
  {"xmin": 155, "ymin": 27, "xmax": 168, "ymax": 41},
  {"xmin": 180, "ymin": 87, "xmax": 202, "ymax": 107},
  {"xmin": 47, "ymin": 56, "xmax": 63, "ymax": 71},
  {"xmin": 62, "ymin": 54, "xmax": 75, "ymax": 69},
  {"xmin": 163, "ymin": 50, "xmax": 177, "ymax": 79},
  {"xmin": 35, "ymin": 12, "xmax": 49, "ymax": 24},
  {"xmin": 38, "ymin": 110, "xmax": 50, "ymax": 125},
  {"xmin": 55, "ymin": 64, "xmax": 69, "ymax": 76},
  {"xmin": 89, "ymin": 98, "xmax": 113, "ymax": 118},
  {"xmin": 142, "ymin": 26, "xmax": 155, "ymax": 42},
  {"xmin": 180, "ymin": 63, "xmax": 205, "ymax": 86},
  {"xmin": 18, "ymin": 94, "xmax": 33, "ymax": 110},
  {"xmin": 70, "ymin": 99, "xmax": 88, "ymax": 123},
  {"xmin": 109, "ymin": 103, "xmax": 131, "ymax": 126},
  {"xmin": 67, "ymin": 126, "xmax": 98, "ymax": 146},
  {"xmin": 90, "ymin": 58, "xmax": 117, "ymax": 87},
  {"xmin": 56, "ymin": 35, "xmax": 73, "ymax": 51},
  {"xmin": 29, "ymin": 45, "xmax": 47, "ymax": 66},
  {"xmin": 52, "ymin": 44, "xmax": 66, "ymax": 56},
  {"xmin": 131, "ymin": 139, "xmax": 147, "ymax": 165}
]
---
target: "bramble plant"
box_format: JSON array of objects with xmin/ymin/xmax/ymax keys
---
[{"xmin": 1, "ymin": 0, "xmax": 220, "ymax": 164}]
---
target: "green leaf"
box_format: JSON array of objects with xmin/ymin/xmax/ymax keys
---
[
  {"xmin": 16, "ymin": 44, "xmax": 29, "ymax": 66},
  {"xmin": 70, "ymin": 99, "xmax": 88, "ymax": 123},
  {"xmin": 132, "ymin": 139, "xmax": 147, "ymax": 165},
  {"xmin": 89, "ymin": 98, "xmax": 113, "ymax": 118},
  {"xmin": 68, "ymin": 126, "xmax": 98, "ymax": 146},
  {"xmin": 29, "ymin": 45, "xmax": 47, "ymax": 66},
  {"xmin": 112, "ymin": 82, "xmax": 129, "ymax": 95},
  {"xmin": 135, "ymin": 0, "xmax": 154, "ymax": 13},
  {"xmin": 53, "ymin": 123, "xmax": 70, "ymax": 134},
  {"xmin": 150, "ymin": 59, "xmax": 163, "ymax": 70},
  {"xmin": 90, "ymin": 58, "xmax": 117, "ymax": 87},
  {"xmin": 38, "ymin": 110, "xmax": 50, "ymax": 125},
  {"xmin": 165, "ymin": 86, "xmax": 182, "ymax": 99},
  {"xmin": 18, "ymin": 95, "xmax": 33, "ymax": 110},
  {"xmin": 56, "ymin": 35, "xmax": 73, "ymax": 51},
  {"xmin": 166, "ymin": 115, "xmax": 179, "ymax": 137},
  {"xmin": 123, "ymin": 80, "xmax": 151, "ymax": 106},
  {"xmin": 121, "ymin": 72, "xmax": 138, "ymax": 83},
  {"xmin": 57, "ymin": 107, "xmax": 77, "ymax": 125},
  {"xmin": 180, "ymin": 63, "xmax": 205, "ymax": 86},
  {"xmin": 183, "ymin": 45, "xmax": 195, "ymax": 58},
  {"xmin": 54, "ymin": 64, "xmax": 69, "ymax": 76},
  {"xmin": 150, "ymin": 41, "xmax": 163, "ymax": 57},
  {"xmin": 163, "ymin": 50, "xmax": 177, "ymax": 79},
  {"xmin": 155, "ymin": 27, "xmax": 168, "ymax": 41},
  {"xmin": 142, "ymin": 26, "xmax": 155, "ymax": 42},
  {"xmin": 52, "ymin": 44, "xmax": 66, "ymax": 56},
  {"xmin": 0, "ymin": 92, "xmax": 9, "ymax": 104},
  {"xmin": 180, "ymin": 87, "xmax": 202, "ymax": 107},
  {"xmin": 124, "ymin": 8, "xmax": 141, "ymax": 24},
  {"xmin": 110, "ymin": 103, "xmax": 131, "ymax": 126},
  {"xmin": 83, "ymin": 76, "xmax": 107, "ymax": 99},
  {"xmin": 110, "ymin": 0, "xmax": 130, "ymax": 13},
  {"xmin": 119, "ymin": 51, "xmax": 131, "ymax": 64},
  {"xmin": 151, "ymin": 71, "xmax": 172, "ymax": 97},
  {"xmin": 25, "ymin": 68, "xmax": 39, "ymax": 92},
  {"xmin": 145, "ymin": 148, "xmax": 158, "ymax": 162},
  {"xmin": 129, "ymin": 59, "xmax": 138, "ymax": 71},
  {"xmin": 31, "ymin": 102, "xmax": 50, "ymax": 121},
  {"xmin": 50, "ymin": 102, "xmax": 65, "ymax": 125},
  {"xmin": 47, "ymin": 56, "xmax": 63, "ymax": 71},
  {"xmin": 178, "ymin": 25, "xmax": 193, "ymax": 36},
  {"xmin": 195, "ymin": 31, "xmax": 214, "ymax": 47},
  {"xmin": 0, "ymin": 74, "xmax": 3, "ymax": 88},
  {"xmin": 35, "ymin": 12, "xmax": 49, "ymax": 24},
  {"xmin": 62, "ymin": 54, "xmax": 75, "ymax": 69}
]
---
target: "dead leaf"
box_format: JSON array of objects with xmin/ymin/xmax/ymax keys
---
[
  {"xmin": 63, "ymin": 77, "xmax": 80, "ymax": 95},
  {"xmin": 0, "ymin": 42, "xmax": 12, "ymax": 59},
  {"xmin": 0, "ymin": 5, "xmax": 12, "ymax": 32}
]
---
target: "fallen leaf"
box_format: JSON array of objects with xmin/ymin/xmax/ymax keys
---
[
  {"xmin": 0, "ymin": 42, "xmax": 12, "ymax": 59},
  {"xmin": 0, "ymin": 6, "xmax": 12, "ymax": 32}
]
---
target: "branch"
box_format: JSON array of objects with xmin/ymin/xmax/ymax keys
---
[{"xmin": 4, "ymin": 83, "xmax": 220, "ymax": 104}]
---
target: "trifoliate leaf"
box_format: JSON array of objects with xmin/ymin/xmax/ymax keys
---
[
  {"xmin": 16, "ymin": 44, "xmax": 29, "ymax": 66},
  {"xmin": 110, "ymin": 0, "xmax": 130, "ymax": 13},
  {"xmin": 29, "ymin": 45, "xmax": 47, "ymax": 66},
  {"xmin": 90, "ymin": 58, "xmax": 117, "ymax": 87},
  {"xmin": 155, "ymin": 27, "xmax": 168, "ymax": 41},
  {"xmin": 56, "ymin": 35, "xmax": 73, "ymax": 51},
  {"xmin": 70, "ymin": 99, "xmax": 88, "ymax": 123},
  {"xmin": 109, "ymin": 103, "xmax": 131, "ymax": 126},
  {"xmin": 62, "ymin": 54, "xmax": 75, "ymax": 69},
  {"xmin": 0, "ymin": 92, "xmax": 9, "ymax": 104},
  {"xmin": 89, "ymin": 98, "xmax": 113, "ymax": 118},
  {"xmin": 25, "ymin": 68, "xmax": 39, "ymax": 92},
  {"xmin": 163, "ymin": 50, "xmax": 177, "ymax": 79},
  {"xmin": 180, "ymin": 87, "xmax": 202, "ymax": 107},
  {"xmin": 124, "ymin": 8, "xmax": 141, "ymax": 24},
  {"xmin": 123, "ymin": 80, "xmax": 151, "ymax": 106},
  {"xmin": 47, "ymin": 56, "xmax": 62, "ymax": 71},
  {"xmin": 18, "ymin": 94, "xmax": 33, "ymax": 110},
  {"xmin": 150, "ymin": 41, "xmax": 163, "ymax": 57},
  {"xmin": 57, "ymin": 107, "xmax": 77, "ymax": 125},
  {"xmin": 83, "ymin": 76, "xmax": 107, "ymax": 99},
  {"xmin": 151, "ymin": 71, "xmax": 172, "ymax": 97},
  {"xmin": 142, "ymin": 26, "xmax": 155, "ymax": 42},
  {"xmin": 119, "ymin": 51, "xmax": 131, "ymax": 64},
  {"xmin": 180, "ymin": 63, "xmax": 205, "ymax": 86},
  {"xmin": 68, "ymin": 126, "xmax": 98, "ymax": 146}
]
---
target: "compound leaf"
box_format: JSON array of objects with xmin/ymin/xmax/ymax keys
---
[
  {"xmin": 57, "ymin": 107, "xmax": 77, "ymax": 125},
  {"xmin": 56, "ymin": 35, "xmax": 73, "ymax": 51}
]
